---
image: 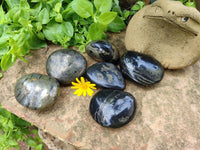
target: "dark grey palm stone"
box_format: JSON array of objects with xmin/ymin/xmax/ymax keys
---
[
  {"xmin": 46, "ymin": 49, "xmax": 87, "ymax": 85},
  {"xmin": 14, "ymin": 73, "xmax": 60, "ymax": 110},
  {"xmin": 120, "ymin": 51, "xmax": 164, "ymax": 86},
  {"xmin": 86, "ymin": 62, "xmax": 125, "ymax": 90},
  {"xmin": 90, "ymin": 89, "xmax": 136, "ymax": 128},
  {"xmin": 86, "ymin": 40, "xmax": 119, "ymax": 64}
]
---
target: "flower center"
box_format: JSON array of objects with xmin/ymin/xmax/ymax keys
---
[{"xmin": 80, "ymin": 84, "xmax": 88, "ymax": 90}]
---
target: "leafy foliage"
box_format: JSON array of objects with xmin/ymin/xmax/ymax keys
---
[
  {"xmin": 0, "ymin": 103, "xmax": 44, "ymax": 150},
  {"xmin": 0, "ymin": 0, "xmax": 119, "ymax": 72},
  {"xmin": 175, "ymin": 0, "xmax": 196, "ymax": 7}
]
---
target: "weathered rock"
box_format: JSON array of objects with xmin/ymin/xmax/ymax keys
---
[
  {"xmin": 14, "ymin": 73, "xmax": 60, "ymax": 110},
  {"xmin": 90, "ymin": 89, "xmax": 136, "ymax": 128},
  {"xmin": 86, "ymin": 62, "xmax": 125, "ymax": 90},
  {"xmin": 120, "ymin": 51, "xmax": 164, "ymax": 85},
  {"xmin": 125, "ymin": 0, "xmax": 200, "ymax": 69},
  {"xmin": 86, "ymin": 40, "xmax": 119, "ymax": 64},
  {"xmin": 46, "ymin": 49, "xmax": 87, "ymax": 85}
]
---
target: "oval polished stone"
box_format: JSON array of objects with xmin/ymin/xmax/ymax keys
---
[
  {"xmin": 120, "ymin": 51, "xmax": 164, "ymax": 85},
  {"xmin": 86, "ymin": 62, "xmax": 125, "ymax": 90},
  {"xmin": 46, "ymin": 49, "xmax": 87, "ymax": 85},
  {"xmin": 90, "ymin": 89, "xmax": 136, "ymax": 128},
  {"xmin": 86, "ymin": 40, "xmax": 120, "ymax": 64},
  {"xmin": 14, "ymin": 73, "xmax": 60, "ymax": 110}
]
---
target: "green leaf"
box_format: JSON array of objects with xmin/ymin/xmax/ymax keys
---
[
  {"xmin": 0, "ymin": 73, "xmax": 3, "ymax": 78},
  {"xmin": 26, "ymin": 137, "xmax": 37, "ymax": 147},
  {"xmin": 79, "ymin": 45, "xmax": 85, "ymax": 52},
  {"xmin": 53, "ymin": 2, "xmax": 62, "ymax": 13},
  {"xmin": 107, "ymin": 16, "xmax": 126, "ymax": 32},
  {"xmin": 37, "ymin": 8, "xmax": 50, "ymax": 24},
  {"xmin": 36, "ymin": 144, "xmax": 44, "ymax": 150},
  {"xmin": 88, "ymin": 23, "xmax": 105, "ymax": 41},
  {"xmin": 18, "ymin": 17, "xmax": 29, "ymax": 27},
  {"xmin": 94, "ymin": 0, "xmax": 112, "ymax": 13},
  {"xmin": 1, "ymin": 53, "xmax": 17, "ymax": 71},
  {"xmin": 55, "ymin": 13, "xmax": 63, "ymax": 22},
  {"xmin": 185, "ymin": 2, "xmax": 196, "ymax": 7},
  {"xmin": 20, "ymin": 0, "xmax": 30, "ymax": 9},
  {"xmin": 114, "ymin": 0, "xmax": 119, "ymax": 5},
  {"xmin": 7, "ymin": 120, "xmax": 14, "ymax": 129},
  {"xmin": 0, "ymin": 6, "xmax": 6, "ymax": 24},
  {"xmin": 12, "ymin": 115, "xmax": 31, "ymax": 127},
  {"xmin": 0, "ymin": 116, "xmax": 6, "ymax": 123},
  {"xmin": 131, "ymin": 5, "xmax": 141, "ymax": 11},
  {"xmin": 8, "ymin": 140, "xmax": 18, "ymax": 146},
  {"xmin": 62, "ymin": 22, "xmax": 74, "ymax": 37},
  {"xmin": 4, "ymin": 0, "xmax": 20, "ymax": 9},
  {"xmin": 72, "ymin": 0, "xmax": 93, "ymax": 18},
  {"xmin": 98, "ymin": 12, "xmax": 117, "ymax": 25},
  {"xmin": 75, "ymin": 33, "xmax": 85, "ymax": 44},
  {"xmin": 43, "ymin": 21, "xmax": 74, "ymax": 45}
]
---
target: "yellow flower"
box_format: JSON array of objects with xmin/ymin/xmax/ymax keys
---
[{"xmin": 71, "ymin": 77, "xmax": 96, "ymax": 97}]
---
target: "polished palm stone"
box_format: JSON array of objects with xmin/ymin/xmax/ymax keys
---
[
  {"xmin": 46, "ymin": 49, "xmax": 87, "ymax": 85},
  {"xmin": 86, "ymin": 40, "xmax": 119, "ymax": 64},
  {"xmin": 86, "ymin": 62, "xmax": 125, "ymax": 90},
  {"xmin": 90, "ymin": 89, "xmax": 136, "ymax": 128},
  {"xmin": 14, "ymin": 73, "xmax": 60, "ymax": 110},
  {"xmin": 120, "ymin": 51, "xmax": 164, "ymax": 85}
]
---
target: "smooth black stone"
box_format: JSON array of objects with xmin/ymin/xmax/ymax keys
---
[
  {"xmin": 86, "ymin": 62, "xmax": 125, "ymax": 90},
  {"xmin": 14, "ymin": 73, "xmax": 60, "ymax": 110},
  {"xmin": 90, "ymin": 89, "xmax": 136, "ymax": 128},
  {"xmin": 46, "ymin": 49, "xmax": 87, "ymax": 85},
  {"xmin": 86, "ymin": 40, "xmax": 119, "ymax": 64},
  {"xmin": 120, "ymin": 51, "xmax": 164, "ymax": 85}
]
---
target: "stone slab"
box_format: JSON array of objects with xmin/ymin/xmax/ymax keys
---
[{"xmin": 0, "ymin": 31, "xmax": 200, "ymax": 150}]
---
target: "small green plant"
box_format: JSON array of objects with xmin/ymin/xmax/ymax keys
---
[
  {"xmin": 0, "ymin": 103, "xmax": 44, "ymax": 150},
  {"xmin": 0, "ymin": 0, "xmax": 146, "ymax": 75},
  {"xmin": 176, "ymin": 0, "xmax": 196, "ymax": 7}
]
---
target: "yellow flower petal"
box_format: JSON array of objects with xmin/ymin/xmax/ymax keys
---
[
  {"xmin": 83, "ymin": 90, "xmax": 87, "ymax": 97},
  {"xmin": 71, "ymin": 82, "xmax": 79, "ymax": 86},
  {"xmin": 71, "ymin": 86, "xmax": 79, "ymax": 89},
  {"xmin": 74, "ymin": 89, "xmax": 82, "ymax": 96},
  {"xmin": 80, "ymin": 77, "xmax": 85, "ymax": 83},
  {"xmin": 76, "ymin": 78, "xmax": 81, "ymax": 83},
  {"xmin": 71, "ymin": 77, "xmax": 96, "ymax": 97},
  {"xmin": 87, "ymin": 88, "xmax": 94, "ymax": 96}
]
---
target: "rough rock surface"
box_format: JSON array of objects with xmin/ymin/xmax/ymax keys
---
[{"xmin": 0, "ymin": 31, "xmax": 200, "ymax": 150}]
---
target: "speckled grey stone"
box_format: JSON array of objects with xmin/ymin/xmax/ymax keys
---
[
  {"xmin": 14, "ymin": 73, "xmax": 60, "ymax": 110},
  {"xmin": 46, "ymin": 49, "xmax": 87, "ymax": 85},
  {"xmin": 86, "ymin": 62, "xmax": 125, "ymax": 90}
]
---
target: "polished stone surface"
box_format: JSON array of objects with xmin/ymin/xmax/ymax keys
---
[
  {"xmin": 15, "ymin": 73, "xmax": 60, "ymax": 110},
  {"xmin": 120, "ymin": 51, "xmax": 164, "ymax": 86},
  {"xmin": 90, "ymin": 89, "xmax": 136, "ymax": 128},
  {"xmin": 1, "ymin": 31, "xmax": 200, "ymax": 150},
  {"xmin": 86, "ymin": 40, "xmax": 119, "ymax": 64},
  {"xmin": 46, "ymin": 49, "xmax": 87, "ymax": 85},
  {"xmin": 86, "ymin": 62, "xmax": 125, "ymax": 90}
]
